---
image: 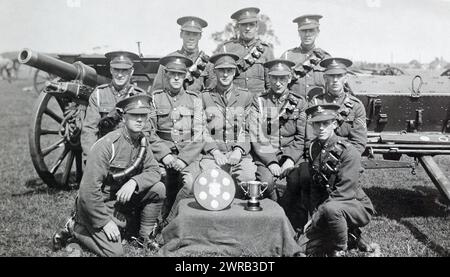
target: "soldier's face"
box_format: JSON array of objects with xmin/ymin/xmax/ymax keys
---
[
  {"xmin": 215, "ymin": 68, "xmax": 236, "ymax": 87},
  {"xmin": 111, "ymin": 68, "xmax": 133, "ymax": 87},
  {"xmin": 312, "ymin": 119, "xmax": 337, "ymax": 141},
  {"xmin": 180, "ymin": 31, "xmax": 201, "ymax": 52},
  {"xmin": 298, "ymin": 28, "xmax": 319, "ymax": 46},
  {"xmin": 123, "ymin": 113, "xmax": 148, "ymax": 133},
  {"xmin": 325, "ymin": 73, "xmax": 347, "ymax": 97},
  {"xmin": 238, "ymin": 22, "xmax": 258, "ymax": 41},
  {"xmin": 269, "ymin": 74, "xmax": 291, "ymax": 95},
  {"xmin": 166, "ymin": 71, "xmax": 186, "ymax": 91}
]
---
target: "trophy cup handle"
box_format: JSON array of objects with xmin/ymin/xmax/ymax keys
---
[{"xmin": 239, "ymin": 182, "xmax": 249, "ymax": 195}]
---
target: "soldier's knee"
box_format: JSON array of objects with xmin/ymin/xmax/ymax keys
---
[
  {"xmin": 151, "ymin": 181, "xmax": 166, "ymax": 201},
  {"xmin": 321, "ymin": 202, "xmax": 344, "ymax": 220}
]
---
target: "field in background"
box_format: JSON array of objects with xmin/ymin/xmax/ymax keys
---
[{"xmin": 0, "ymin": 68, "xmax": 449, "ymax": 257}]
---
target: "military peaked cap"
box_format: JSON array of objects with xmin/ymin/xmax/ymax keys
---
[
  {"xmin": 320, "ymin": 57, "xmax": 353, "ymax": 75},
  {"xmin": 210, "ymin": 52, "xmax": 239, "ymax": 69},
  {"xmin": 116, "ymin": 94, "xmax": 152, "ymax": 114},
  {"xmin": 264, "ymin": 59, "xmax": 295, "ymax": 76},
  {"xmin": 306, "ymin": 104, "xmax": 340, "ymax": 122},
  {"xmin": 105, "ymin": 51, "xmax": 140, "ymax": 69},
  {"xmin": 293, "ymin": 14, "xmax": 323, "ymax": 30},
  {"xmin": 231, "ymin": 7, "xmax": 260, "ymax": 24},
  {"xmin": 159, "ymin": 54, "xmax": 193, "ymax": 73},
  {"xmin": 177, "ymin": 16, "xmax": 208, "ymax": 33}
]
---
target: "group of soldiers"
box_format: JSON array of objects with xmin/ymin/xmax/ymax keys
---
[{"xmin": 52, "ymin": 7, "xmax": 374, "ymax": 257}]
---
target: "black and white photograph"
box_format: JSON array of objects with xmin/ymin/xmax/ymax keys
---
[{"xmin": 0, "ymin": 0, "xmax": 449, "ymax": 259}]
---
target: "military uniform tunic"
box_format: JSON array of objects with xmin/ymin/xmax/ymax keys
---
[
  {"xmin": 300, "ymin": 135, "xmax": 373, "ymax": 254},
  {"xmin": 81, "ymin": 83, "xmax": 145, "ymax": 158},
  {"xmin": 308, "ymin": 90, "xmax": 367, "ymax": 154},
  {"xmin": 218, "ymin": 38, "xmax": 275, "ymax": 95},
  {"xmin": 281, "ymin": 46, "xmax": 330, "ymax": 99},
  {"xmin": 201, "ymin": 85, "xmax": 257, "ymax": 198},
  {"xmin": 151, "ymin": 49, "xmax": 213, "ymax": 93},
  {"xmin": 248, "ymin": 89, "xmax": 307, "ymax": 199},
  {"xmin": 75, "ymin": 126, "xmax": 165, "ymax": 257}
]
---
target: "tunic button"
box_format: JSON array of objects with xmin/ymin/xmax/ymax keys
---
[
  {"xmin": 322, "ymin": 150, "xmax": 326, "ymax": 153},
  {"xmin": 174, "ymin": 108, "xmax": 177, "ymax": 111},
  {"xmin": 306, "ymin": 85, "xmax": 310, "ymax": 88},
  {"xmin": 246, "ymin": 78, "xmax": 249, "ymax": 81}
]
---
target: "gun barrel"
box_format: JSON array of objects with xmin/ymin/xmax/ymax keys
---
[{"xmin": 18, "ymin": 48, "xmax": 109, "ymax": 87}]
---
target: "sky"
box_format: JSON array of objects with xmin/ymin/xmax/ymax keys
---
[{"xmin": 1, "ymin": 0, "xmax": 449, "ymax": 63}]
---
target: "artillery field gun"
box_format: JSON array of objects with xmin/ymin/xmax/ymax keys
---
[{"xmin": 19, "ymin": 49, "xmax": 450, "ymax": 203}]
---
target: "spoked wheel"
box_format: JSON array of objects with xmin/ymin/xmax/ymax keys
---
[
  {"xmin": 33, "ymin": 69, "xmax": 56, "ymax": 94},
  {"xmin": 29, "ymin": 91, "xmax": 83, "ymax": 188}
]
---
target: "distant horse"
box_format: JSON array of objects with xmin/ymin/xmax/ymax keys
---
[{"xmin": 0, "ymin": 57, "xmax": 17, "ymax": 81}]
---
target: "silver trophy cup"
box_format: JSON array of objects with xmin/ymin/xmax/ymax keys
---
[{"xmin": 239, "ymin": 181, "xmax": 268, "ymax": 211}]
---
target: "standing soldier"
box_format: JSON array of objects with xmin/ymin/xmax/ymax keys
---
[
  {"xmin": 308, "ymin": 57, "xmax": 367, "ymax": 154},
  {"xmin": 150, "ymin": 16, "xmax": 212, "ymax": 93},
  {"xmin": 81, "ymin": 51, "xmax": 145, "ymax": 162},
  {"xmin": 248, "ymin": 59, "xmax": 307, "ymax": 201},
  {"xmin": 150, "ymin": 54, "xmax": 205, "ymax": 225},
  {"xmin": 297, "ymin": 104, "xmax": 374, "ymax": 257},
  {"xmin": 281, "ymin": 15, "xmax": 331, "ymax": 99},
  {"xmin": 201, "ymin": 52, "xmax": 257, "ymax": 199},
  {"xmin": 218, "ymin": 7, "xmax": 275, "ymax": 96},
  {"xmin": 52, "ymin": 95, "xmax": 166, "ymax": 257}
]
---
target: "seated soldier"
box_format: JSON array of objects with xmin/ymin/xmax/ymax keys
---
[
  {"xmin": 81, "ymin": 51, "xmax": 145, "ymax": 163},
  {"xmin": 248, "ymin": 59, "xmax": 307, "ymax": 201},
  {"xmin": 52, "ymin": 95, "xmax": 165, "ymax": 257},
  {"xmin": 150, "ymin": 54, "xmax": 205, "ymax": 225},
  {"xmin": 297, "ymin": 104, "xmax": 374, "ymax": 257},
  {"xmin": 201, "ymin": 52, "xmax": 257, "ymax": 199},
  {"xmin": 307, "ymin": 57, "xmax": 367, "ymax": 154}
]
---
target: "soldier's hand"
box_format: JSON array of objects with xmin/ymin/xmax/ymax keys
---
[
  {"xmin": 268, "ymin": 163, "xmax": 282, "ymax": 177},
  {"xmin": 162, "ymin": 154, "xmax": 176, "ymax": 168},
  {"xmin": 173, "ymin": 159, "xmax": 187, "ymax": 171},
  {"xmin": 103, "ymin": 220, "xmax": 121, "ymax": 242},
  {"xmin": 281, "ymin": 159, "xmax": 295, "ymax": 174},
  {"xmin": 228, "ymin": 149, "xmax": 242, "ymax": 165},
  {"xmin": 116, "ymin": 179, "xmax": 137, "ymax": 204},
  {"xmin": 212, "ymin": 150, "xmax": 228, "ymax": 166}
]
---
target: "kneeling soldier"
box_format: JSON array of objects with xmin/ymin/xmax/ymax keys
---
[
  {"xmin": 150, "ymin": 54, "xmax": 205, "ymax": 225},
  {"xmin": 52, "ymin": 95, "xmax": 165, "ymax": 257},
  {"xmin": 248, "ymin": 59, "xmax": 307, "ymax": 201},
  {"xmin": 201, "ymin": 52, "xmax": 257, "ymax": 198},
  {"xmin": 297, "ymin": 104, "xmax": 374, "ymax": 257}
]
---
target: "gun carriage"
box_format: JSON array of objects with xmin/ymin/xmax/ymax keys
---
[
  {"xmin": 18, "ymin": 48, "xmax": 160, "ymax": 188},
  {"xmin": 347, "ymin": 74, "xmax": 450, "ymax": 202}
]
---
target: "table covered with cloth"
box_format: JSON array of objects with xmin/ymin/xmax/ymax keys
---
[{"xmin": 158, "ymin": 198, "xmax": 301, "ymax": 257}]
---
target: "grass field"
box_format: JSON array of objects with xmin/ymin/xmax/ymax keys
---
[{"xmin": 0, "ymin": 70, "xmax": 449, "ymax": 257}]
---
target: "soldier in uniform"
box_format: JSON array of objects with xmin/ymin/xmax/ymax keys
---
[
  {"xmin": 217, "ymin": 7, "xmax": 275, "ymax": 96},
  {"xmin": 297, "ymin": 104, "xmax": 374, "ymax": 257},
  {"xmin": 81, "ymin": 51, "xmax": 145, "ymax": 162},
  {"xmin": 201, "ymin": 52, "xmax": 257, "ymax": 199},
  {"xmin": 150, "ymin": 54, "xmax": 205, "ymax": 224},
  {"xmin": 281, "ymin": 15, "xmax": 331, "ymax": 99},
  {"xmin": 150, "ymin": 16, "xmax": 212, "ymax": 93},
  {"xmin": 308, "ymin": 58, "xmax": 367, "ymax": 154},
  {"xmin": 248, "ymin": 59, "xmax": 307, "ymax": 201},
  {"xmin": 52, "ymin": 95, "xmax": 166, "ymax": 257}
]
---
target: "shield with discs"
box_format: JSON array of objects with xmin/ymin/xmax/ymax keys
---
[{"xmin": 193, "ymin": 168, "xmax": 236, "ymax": 211}]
